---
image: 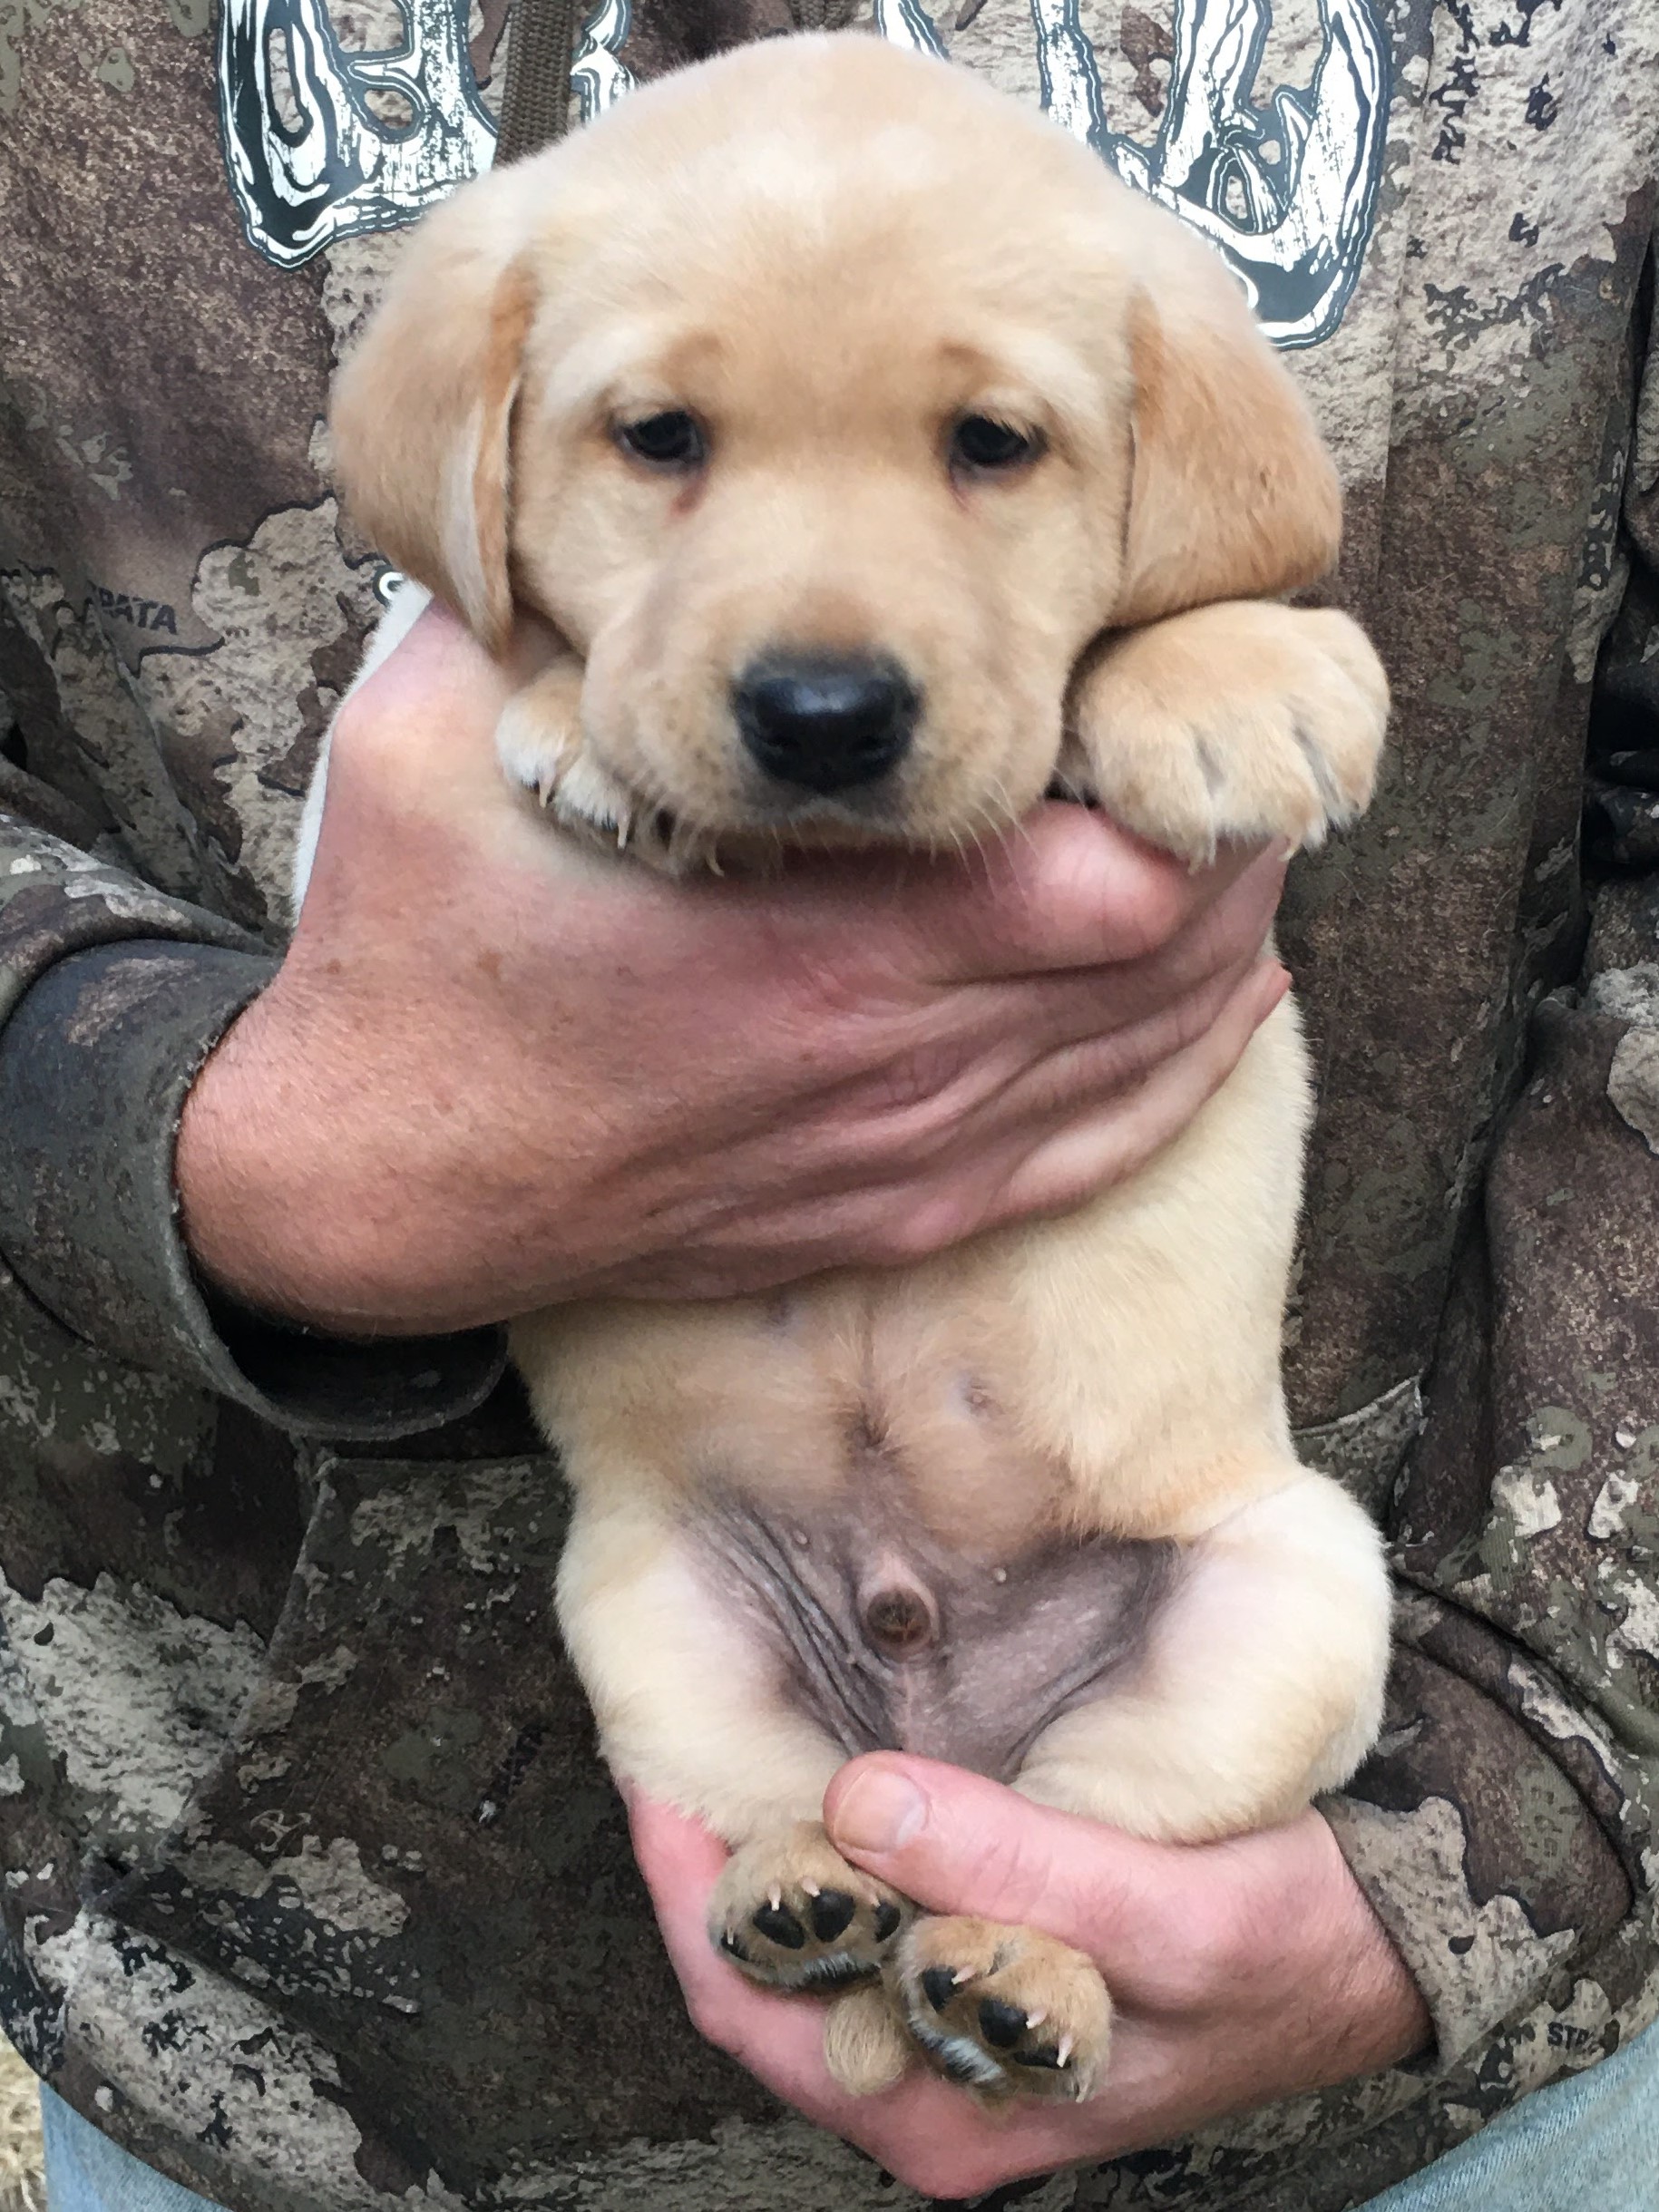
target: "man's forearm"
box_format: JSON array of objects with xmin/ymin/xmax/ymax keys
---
[{"xmin": 0, "ymin": 819, "xmax": 503, "ymax": 1436}]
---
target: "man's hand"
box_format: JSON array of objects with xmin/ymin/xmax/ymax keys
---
[
  {"xmin": 629, "ymin": 1757, "xmax": 1431, "ymax": 2200},
  {"xmin": 178, "ymin": 602, "xmax": 1288, "ymax": 1335}
]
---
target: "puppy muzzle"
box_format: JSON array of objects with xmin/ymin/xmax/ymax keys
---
[{"xmin": 734, "ymin": 650, "xmax": 920, "ymax": 796}]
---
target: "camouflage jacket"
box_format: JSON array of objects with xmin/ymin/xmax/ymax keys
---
[{"xmin": 3, "ymin": 2, "xmax": 1659, "ymax": 2207}]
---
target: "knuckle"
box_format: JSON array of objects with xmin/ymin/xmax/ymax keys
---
[
  {"xmin": 961, "ymin": 810, "xmax": 1195, "ymax": 970},
  {"xmin": 1048, "ymin": 1125, "xmax": 1140, "ymax": 1215},
  {"xmin": 987, "ymin": 811, "xmax": 1107, "ymax": 960},
  {"xmin": 1126, "ymin": 854, "xmax": 1198, "ymax": 955}
]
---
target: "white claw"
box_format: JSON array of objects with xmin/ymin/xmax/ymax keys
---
[
  {"xmin": 952, "ymin": 1966, "xmax": 975, "ymax": 1985},
  {"xmin": 768, "ymin": 1886, "xmax": 782, "ymax": 1913},
  {"xmin": 1056, "ymin": 2036, "xmax": 1073, "ymax": 2068},
  {"xmin": 535, "ymin": 772, "xmax": 556, "ymax": 808},
  {"xmin": 802, "ymin": 1881, "xmax": 821, "ymax": 1897},
  {"xmin": 1025, "ymin": 2009, "xmax": 1047, "ymax": 2029}
]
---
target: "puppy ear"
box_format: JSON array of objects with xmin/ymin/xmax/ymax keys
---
[
  {"xmin": 330, "ymin": 178, "xmax": 542, "ymax": 658},
  {"xmin": 1114, "ymin": 271, "xmax": 1342, "ymax": 629}
]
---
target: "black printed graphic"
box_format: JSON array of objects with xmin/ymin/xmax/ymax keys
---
[{"xmin": 220, "ymin": 0, "xmax": 1389, "ymax": 351}]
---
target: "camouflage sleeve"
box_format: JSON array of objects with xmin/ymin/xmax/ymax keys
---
[
  {"xmin": 1320, "ymin": 979, "xmax": 1659, "ymax": 2156},
  {"xmin": 1317, "ymin": 319, "xmax": 1659, "ymax": 2160},
  {"xmin": 0, "ymin": 813, "xmax": 505, "ymax": 1439}
]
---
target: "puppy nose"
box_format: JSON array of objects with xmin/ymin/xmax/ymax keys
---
[{"xmin": 735, "ymin": 653, "xmax": 918, "ymax": 795}]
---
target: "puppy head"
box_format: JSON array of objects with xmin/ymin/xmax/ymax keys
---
[{"xmin": 332, "ymin": 34, "xmax": 1340, "ymax": 850}]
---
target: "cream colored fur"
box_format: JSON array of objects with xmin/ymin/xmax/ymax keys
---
[
  {"xmin": 306, "ymin": 33, "xmax": 1393, "ymax": 2104},
  {"xmin": 523, "ymin": 988, "xmax": 1387, "ymax": 1849}
]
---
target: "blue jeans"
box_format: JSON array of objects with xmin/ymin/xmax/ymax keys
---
[
  {"xmin": 1361, "ymin": 2022, "xmax": 1659, "ymax": 2210},
  {"xmin": 39, "ymin": 2025, "xmax": 1659, "ymax": 2209},
  {"xmin": 40, "ymin": 2090, "xmax": 226, "ymax": 2212}
]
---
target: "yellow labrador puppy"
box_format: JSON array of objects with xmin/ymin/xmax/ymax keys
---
[{"xmin": 310, "ymin": 32, "xmax": 1391, "ymax": 2105}]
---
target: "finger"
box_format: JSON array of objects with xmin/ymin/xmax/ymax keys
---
[
  {"xmin": 776, "ymin": 942, "xmax": 1260, "ymax": 1214},
  {"xmin": 790, "ymin": 950, "xmax": 1268, "ymax": 1245},
  {"xmin": 607, "ymin": 959, "xmax": 1285, "ymax": 1291},
  {"xmin": 322, "ymin": 599, "xmax": 551, "ymax": 862},
  {"xmin": 623, "ymin": 1792, "xmax": 1123, "ymax": 2197},
  {"xmin": 825, "ymin": 953, "xmax": 1283, "ymax": 1260},
  {"xmin": 834, "ymin": 2079, "xmax": 1121, "ymax": 2201},
  {"xmin": 987, "ymin": 957, "xmax": 1289, "ymax": 1223},
  {"xmin": 629, "ymin": 1781, "xmax": 1413, "ymax": 2197},
  {"xmin": 789, "ymin": 899, "xmax": 1283, "ymax": 1184},
  {"xmin": 907, "ymin": 841, "xmax": 1285, "ymax": 1075},
  {"xmin": 961, "ymin": 946, "xmax": 1280, "ymax": 1150},
  {"xmin": 623, "ymin": 1794, "xmax": 972, "ymax": 2142},
  {"xmin": 824, "ymin": 1756, "xmax": 1199, "ymax": 1971},
  {"xmin": 1147, "ymin": 840, "xmax": 1286, "ymax": 999},
  {"xmin": 895, "ymin": 808, "xmax": 1268, "ymax": 983},
  {"xmin": 593, "ymin": 957, "xmax": 1285, "ymax": 1294},
  {"xmin": 624, "ymin": 1793, "xmax": 839, "ymax": 2068}
]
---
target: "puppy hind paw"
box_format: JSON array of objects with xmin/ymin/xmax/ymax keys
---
[
  {"xmin": 709, "ymin": 1822, "xmax": 912, "ymax": 1994},
  {"xmin": 890, "ymin": 1915, "xmax": 1111, "ymax": 2103}
]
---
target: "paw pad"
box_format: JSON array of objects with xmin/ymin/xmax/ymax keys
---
[
  {"xmin": 708, "ymin": 1826, "xmax": 911, "ymax": 1995},
  {"xmin": 751, "ymin": 1902, "xmax": 806, "ymax": 1949},
  {"xmin": 893, "ymin": 1915, "xmax": 1109, "ymax": 2102},
  {"xmin": 809, "ymin": 1889, "xmax": 856, "ymax": 1943}
]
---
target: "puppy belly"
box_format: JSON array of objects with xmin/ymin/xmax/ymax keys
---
[{"xmin": 692, "ymin": 1495, "xmax": 1176, "ymax": 1782}]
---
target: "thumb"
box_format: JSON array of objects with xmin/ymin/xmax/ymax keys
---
[{"xmin": 823, "ymin": 1754, "xmax": 1174, "ymax": 1963}]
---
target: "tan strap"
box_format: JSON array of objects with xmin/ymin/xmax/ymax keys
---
[{"xmin": 496, "ymin": 0, "xmax": 582, "ymax": 164}]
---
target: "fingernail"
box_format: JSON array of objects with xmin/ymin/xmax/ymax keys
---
[{"xmin": 829, "ymin": 1767, "xmax": 927, "ymax": 1856}]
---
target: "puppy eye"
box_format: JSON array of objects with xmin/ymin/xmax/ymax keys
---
[
  {"xmin": 616, "ymin": 410, "xmax": 707, "ymax": 469},
  {"xmin": 950, "ymin": 414, "xmax": 1043, "ymax": 474}
]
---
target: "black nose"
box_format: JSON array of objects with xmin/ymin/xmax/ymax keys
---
[{"xmin": 734, "ymin": 653, "xmax": 919, "ymax": 795}]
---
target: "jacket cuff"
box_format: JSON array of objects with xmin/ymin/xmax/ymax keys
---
[
  {"xmin": 0, "ymin": 940, "xmax": 505, "ymax": 1439},
  {"xmin": 1323, "ymin": 1627, "xmax": 1634, "ymax": 2071}
]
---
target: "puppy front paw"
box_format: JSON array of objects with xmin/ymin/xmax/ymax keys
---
[
  {"xmin": 708, "ymin": 1822, "xmax": 912, "ymax": 1993},
  {"xmin": 890, "ymin": 1914, "xmax": 1111, "ymax": 2102},
  {"xmin": 495, "ymin": 662, "xmax": 696, "ymax": 872},
  {"xmin": 1060, "ymin": 602, "xmax": 1388, "ymax": 865}
]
